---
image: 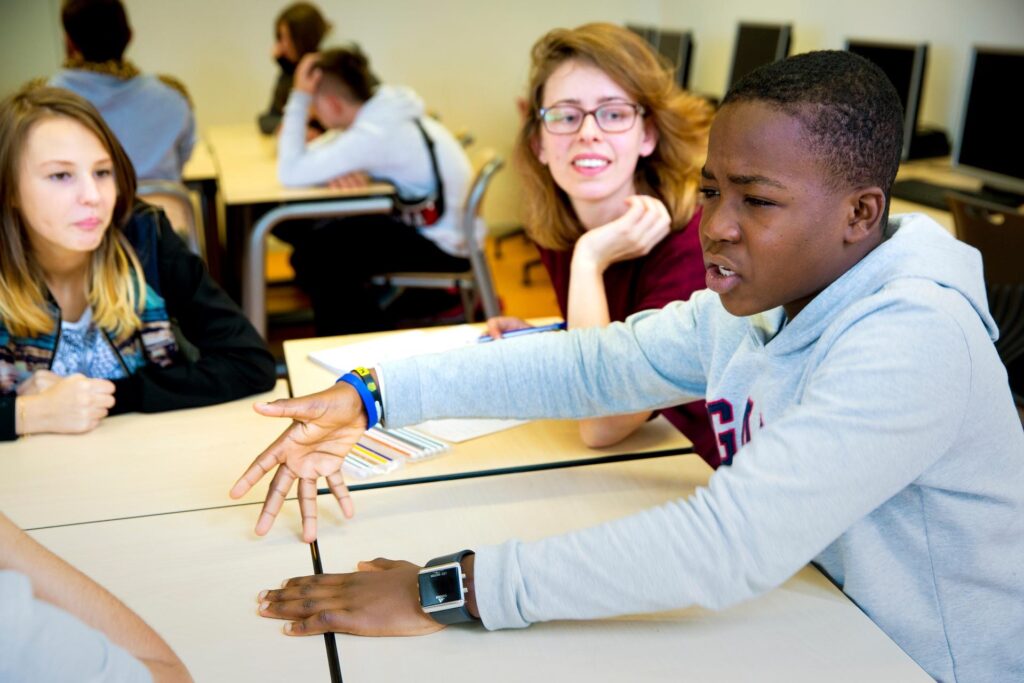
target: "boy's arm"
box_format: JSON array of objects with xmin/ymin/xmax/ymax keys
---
[
  {"xmin": 276, "ymin": 90, "xmax": 380, "ymax": 186},
  {"xmin": 473, "ymin": 296, "xmax": 973, "ymax": 628},
  {"xmin": 0, "ymin": 513, "xmax": 191, "ymax": 682},
  {"xmin": 383, "ymin": 297, "xmax": 711, "ymax": 427},
  {"xmin": 233, "ymin": 300, "xmax": 710, "ymax": 540},
  {"xmin": 252, "ymin": 294, "xmax": 979, "ymax": 635}
]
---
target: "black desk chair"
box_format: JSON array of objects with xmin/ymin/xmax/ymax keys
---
[{"xmin": 946, "ymin": 192, "xmax": 1024, "ymax": 404}]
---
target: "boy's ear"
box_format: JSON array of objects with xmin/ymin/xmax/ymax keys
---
[{"xmin": 844, "ymin": 186, "xmax": 886, "ymax": 245}]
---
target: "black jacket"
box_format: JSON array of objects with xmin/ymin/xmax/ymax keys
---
[{"xmin": 0, "ymin": 202, "xmax": 277, "ymax": 439}]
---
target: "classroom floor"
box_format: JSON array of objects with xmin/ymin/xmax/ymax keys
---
[{"xmin": 263, "ymin": 230, "xmax": 561, "ymax": 356}]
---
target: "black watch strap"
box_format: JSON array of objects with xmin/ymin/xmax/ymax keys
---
[
  {"xmin": 426, "ymin": 549, "xmax": 474, "ymax": 567},
  {"xmin": 424, "ymin": 550, "xmax": 475, "ymax": 624}
]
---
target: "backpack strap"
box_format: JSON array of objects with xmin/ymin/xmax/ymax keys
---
[{"xmin": 412, "ymin": 118, "xmax": 446, "ymax": 220}]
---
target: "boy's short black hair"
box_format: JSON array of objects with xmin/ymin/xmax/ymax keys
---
[
  {"xmin": 315, "ymin": 46, "xmax": 379, "ymax": 103},
  {"xmin": 61, "ymin": 0, "xmax": 131, "ymax": 63},
  {"xmin": 722, "ymin": 50, "xmax": 903, "ymax": 197}
]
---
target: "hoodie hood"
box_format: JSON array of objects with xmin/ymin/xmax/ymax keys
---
[
  {"xmin": 757, "ymin": 213, "xmax": 997, "ymax": 354},
  {"xmin": 51, "ymin": 68, "xmax": 138, "ymax": 109},
  {"xmin": 354, "ymin": 85, "xmax": 425, "ymax": 128}
]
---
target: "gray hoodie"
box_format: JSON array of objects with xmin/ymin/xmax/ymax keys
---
[
  {"xmin": 381, "ymin": 214, "xmax": 1024, "ymax": 682},
  {"xmin": 278, "ymin": 85, "xmax": 475, "ymax": 257},
  {"xmin": 49, "ymin": 69, "xmax": 195, "ymax": 182}
]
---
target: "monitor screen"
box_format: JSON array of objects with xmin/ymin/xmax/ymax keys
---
[
  {"xmin": 728, "ymin": 23, "xmax": 791, "ymax": 89},
  {"xmin": 625, "ymin": 24, "xmax": 657, "ymax": 47},
  {"xmin": 656, "ymin": 30, "xmax": 694, "ymax": 90},
  {"xmin": 955, "ymin": 47, "xmax": 1024, "ymax": 194},
  {"xmin": 846, "ymin": 40, "xmax": 928, "ymax": 160}
]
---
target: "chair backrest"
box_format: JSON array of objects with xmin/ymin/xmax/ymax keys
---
[
  {"xmin": 946, "ymin": 192, "xmax": 1024, "ymax": 286},
  {"xmin": 461, "ymin": 151, "xmax": 504, "ymax": 319},
  {"xmin": 137, "ymin": 179, "xmax": 203, "ymax": 257},
  {"xmin": 946, "ymin": 192, "xmax": 1024, "ymax": 367}
]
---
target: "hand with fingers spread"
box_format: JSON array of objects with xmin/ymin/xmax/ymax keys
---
[
  {"xmin": 482, "ymin": 315, "xmax": 533, "ymax": 341},
  {"xmin": 257, "ymin": 558, "xmax": 446, "ymax": 637},
  {"xmin": 229, "ymin": 382, "xmax": 369, "ymax": 542},
  {"xmin": 572, "ymin": 195, "xmax": 672, "ymax": 273}
]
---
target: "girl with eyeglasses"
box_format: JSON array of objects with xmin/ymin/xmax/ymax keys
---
[
  {"xmin": 0, "ymin": 86, "xmax": 276, "ymax": 440},
  {"xmin": 485, "ymin": 23, "xmax": 719, "ymax": 466}
]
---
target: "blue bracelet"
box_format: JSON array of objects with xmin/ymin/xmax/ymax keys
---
[{"xmin": 337, "ymin": 372, "xmax": 380, "ymax": 427}]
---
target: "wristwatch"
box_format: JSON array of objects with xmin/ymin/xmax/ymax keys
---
[{"xmin": 418, "ymin": 550, "xmax": 475, "ymax": 624}]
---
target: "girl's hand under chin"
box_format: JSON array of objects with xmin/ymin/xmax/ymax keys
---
[{"xmin": 573, "ymin": 195, "xmax": 671, "ymax": 273}]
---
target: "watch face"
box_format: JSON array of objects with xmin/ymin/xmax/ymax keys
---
[{"xmin": 418, "ymin": 563, "xmax": 465, "ymax": 612}]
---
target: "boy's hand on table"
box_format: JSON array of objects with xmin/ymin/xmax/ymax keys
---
[{"xmin": 257, "ymin": 558, "xmax": 445, "ymax": 637}]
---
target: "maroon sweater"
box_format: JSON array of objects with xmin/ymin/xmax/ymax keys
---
[{"xmin": 537, "ymin": 208, "xmax": 720, "ymax": 468}]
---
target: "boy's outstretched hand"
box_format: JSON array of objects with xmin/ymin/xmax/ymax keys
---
[{"xmin": 230, "ymin": 383, "xmax": 369, "ymax": 542}]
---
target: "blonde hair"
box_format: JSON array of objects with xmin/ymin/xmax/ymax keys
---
[
  {"xmin": 514, "ymin": 23, "xmax": 713, "ymax": 250},
  {"xmin": 0, "ymin": 85, "xmax": 144, "ymax": 338}
]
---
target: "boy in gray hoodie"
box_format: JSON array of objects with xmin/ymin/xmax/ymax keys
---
[{"xmin": 236, "ymin": 50, "xmax": 1024, "ymax": 682}]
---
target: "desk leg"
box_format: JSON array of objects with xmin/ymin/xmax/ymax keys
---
[
  {"xmin": 223, "ymin": 203, "xmax": 252, "ymax": 304},
  {"xmin": 185, "ymin": 177, "xmax": 222, "ymax": 283}
]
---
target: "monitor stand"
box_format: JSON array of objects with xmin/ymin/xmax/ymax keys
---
[{"xmin": 907, "ymin": 127, "xmax": 950, "ymax": 160}]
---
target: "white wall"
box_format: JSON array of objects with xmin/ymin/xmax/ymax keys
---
[
  {"xmin": 2, "ymin": 0, "xmax": 1021, "ymax": 227},
  {"xmin": 0, "ymin": 0, "xmax": 63, "ymax": 90}
]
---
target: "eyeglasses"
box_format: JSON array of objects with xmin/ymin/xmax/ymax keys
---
[{"xmin": 538, "ymin": 102, "xmax": 646, "ymax": 135}]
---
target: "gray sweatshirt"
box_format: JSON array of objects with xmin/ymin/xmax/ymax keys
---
[
  {"xmin": 0, "ymin": 571, "xmax": 151, "ymax": 682},
  {"xmin": 381, "ymin": 214, "xmax": 1024, "ymax": 682},
  {"xmin": 277, "ymin": 85, "xmax": 476, "ymax": 257},
  {"xmin": 49, "ymin": 69, "xmax": 195, "ymax": 182}
]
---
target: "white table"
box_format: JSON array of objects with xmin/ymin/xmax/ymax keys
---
[{"xmin": 2, "ymin": 381, "xmax": 289, "ymax": 530}]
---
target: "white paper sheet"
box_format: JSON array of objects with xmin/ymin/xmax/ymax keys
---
[
  {"xmin": 308, "ymin": 326, "xmax": 481, "ymax": 375},
  {"xmin": 308, "ymin": 326, "xmax": 529, "ymax": 442}
]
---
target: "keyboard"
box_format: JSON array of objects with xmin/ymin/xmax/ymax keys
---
[{"xmin": 891, "ymin": 179, "xmax": 1023, "ymax": 212}]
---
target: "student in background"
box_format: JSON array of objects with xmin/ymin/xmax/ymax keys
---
[
  {"xmin": 238, "ymin": 51, "xmax": 1023, "ymax": 682},
  {"xmin": 0, "ymin": 512, "xmax": 192, "ymax": 682},
  {"xmin": 276, "ymin": 46, "xmax": 475, "ymax": 336},
  {"xmin": 49, "ymin": 0, "xmax": 195, "ymax": 181},
  {"xmin": 484, "ymin": 24, "xmax": 718, "ymax": 464},
  {"xmin": 259, "ymin": 1, "xmax": 331, "ymax": 136},
  {"xmin": 0, "ymin": 86, "xmax": 276, "ymax": 440}
]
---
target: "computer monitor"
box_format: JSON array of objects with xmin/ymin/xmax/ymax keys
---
[
  {"xmin": 846, "ymin": 40, "xmax": 927, "ymax": 161},
  {"xmin": 656, "ymin": 30, "xmax": 694, "ymax": 90},
  {"xmin": 954, "ymin": 47, "xmax": 1024, "ymax": 197},
  {"xmin": 727, "ymin": 23, "xmax": 792, "ymax": 90},
  {"xmin": 625, "ymin": 24, "xmax": 658, "ymax": 47}
]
